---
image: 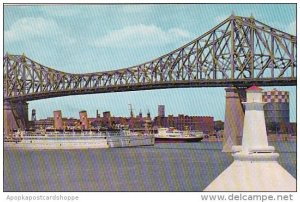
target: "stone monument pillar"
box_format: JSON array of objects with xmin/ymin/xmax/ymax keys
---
[
  {"xmin": 222, "ymin": 87, "xmax": 245, "ymax": 152},
  {"xmin": 3, "ymin": 100, "xmax": 29, "ymax": 136}
]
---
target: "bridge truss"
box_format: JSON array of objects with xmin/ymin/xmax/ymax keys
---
[{"xmin": 4, "ymin": 15, "xmax": 296, "ymax": 102}]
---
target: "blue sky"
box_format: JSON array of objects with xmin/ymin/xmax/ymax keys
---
[{"xmin": 4, "ymin": 4, "xmax": 296, "ymax": 121}]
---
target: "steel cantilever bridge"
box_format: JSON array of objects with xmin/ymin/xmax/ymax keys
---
[{"xmin": 3, "ymin": 15, "xmax": 297, "ymax": 102}]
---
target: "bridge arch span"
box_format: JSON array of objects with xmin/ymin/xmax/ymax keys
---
[{"xmin": 4, "ymin": 15, "xmax": 296, "ymax": 102}]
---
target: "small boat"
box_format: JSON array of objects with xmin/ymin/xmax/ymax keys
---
[
  {"xmin": 154, "ymin": 127, "xmax": 204, "ymax": 143},
  {"xmin": 106, "ymin": 130, "xmax": 155, "ymax": 148}
]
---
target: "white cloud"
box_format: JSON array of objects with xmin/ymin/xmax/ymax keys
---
[
  {"xmin": 5, "ymin": 17, "xmax": 59, "ymax": 42},
  {"xmin": 4, "ymin": 17, "xmax": 75, "ymax": 45},
  {"xmin": 121, "ymin": 5, "xmax": 154, "ymax": 13},
  {"xmin": 286, "ymin": 21, "xmax": 296, "ymax": 35},
  {"xmin": 169, "ymin": 28, "xmax": 191, "ymax": 38},
  {"xmin": 40, "ymin": 6, "xmax": 81, "ymax": 17},
  {"xmin": 92, "ymin": 24, "xmax": 191, "ymax": 48},
  {"xmin": 268, "ymin": 20, "xmax": 296, "ymax": 36},
  {"xmin": 215, "ymin": 15, "xmax": 229, "ymax": 23}
]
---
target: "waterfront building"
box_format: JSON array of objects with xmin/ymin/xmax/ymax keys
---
[
  {"xmin": 263, "ymin": 89, "xmax": 290, "ymax": 134},
  {"xmin": 158, "ymin": 105, "xmax": 165, "ymax": 117},
  {"xmin": 153, "ymin": 115, "xmax": 214, "ymax": 135}
]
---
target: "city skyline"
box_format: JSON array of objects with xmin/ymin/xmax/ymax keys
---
[{"xmin": 4, "ymin": 4, "xmax": 296, "ymax": 121}]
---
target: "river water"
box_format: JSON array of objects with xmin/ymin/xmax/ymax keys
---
[{"xmin": 4, "ymin": 142, "xmax": 296, "ymax": 191}]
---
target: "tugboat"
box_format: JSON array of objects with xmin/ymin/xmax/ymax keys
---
[{"xmin": 154, "ymin": 127, "xmax": 204, "ymax": 143}]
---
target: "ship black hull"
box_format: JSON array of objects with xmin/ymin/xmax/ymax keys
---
[{"xmin": 155, "ymin": 137, "xmax": 203, "ymax": 143}]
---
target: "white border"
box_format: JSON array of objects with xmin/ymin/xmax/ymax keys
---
[{"xmin": 1, "ymin": 1, "xmax": 299, "ymax": 202}]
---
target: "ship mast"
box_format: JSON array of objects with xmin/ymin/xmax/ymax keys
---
[{"xmin": 128, "ymin": 104, "xmax": 134, "ymax": 118}]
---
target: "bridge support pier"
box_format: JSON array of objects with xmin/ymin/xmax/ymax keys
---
[
  {"xmin": 222, "ymin": 87, "xmax": 245, "ymax": 152},
  {"xmin": 3, "ymin": 100, "xmax": 29, "ymax": 136}
]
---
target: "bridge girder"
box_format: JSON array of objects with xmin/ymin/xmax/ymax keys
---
[{"xmin": 4, "ymin": 15, "xmax": 296, "ymax": 102}]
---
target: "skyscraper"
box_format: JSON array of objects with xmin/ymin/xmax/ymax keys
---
[{"xmin": 158, "ymin": 105, "xmax": 165, "ymax": 117}]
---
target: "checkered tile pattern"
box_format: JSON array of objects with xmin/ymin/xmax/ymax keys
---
[{"xmin": 263, "ymin": 90, "xmax": 289, "ymax": 103}]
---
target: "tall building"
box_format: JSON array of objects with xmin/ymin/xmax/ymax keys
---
[
  {"xmin": 158, "ymin": 105, "xmax": 165, "ymax": 117},
  {"xmin": 79, "ymin": 110, "xmax": 89, "ymax": 130},
  {"xmin": 263, "ymin": 88, "xmax": 290, "ymax": 133},
  {"xmin": 263, "ymin": 89, "xmax": 289, "ymax": 123},
  {"xmin": 102, "ymin": 111, "xmax": 112, "ymax": 128},
  {"xmin": 31, "ymin": 109, "xmax": 36, "ymax": 121},
  {"xmin": 53, "ymin": 110, "xmax": 63, "ymax": 130}
]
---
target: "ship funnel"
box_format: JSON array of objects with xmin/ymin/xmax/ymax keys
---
[
  {"xmin": 53, "ymin": 110, "xmax": 63, "ymax": 130},
  {"xmin": 79, "ymin": 110, "xmax": 89, "ymax": 130}
]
